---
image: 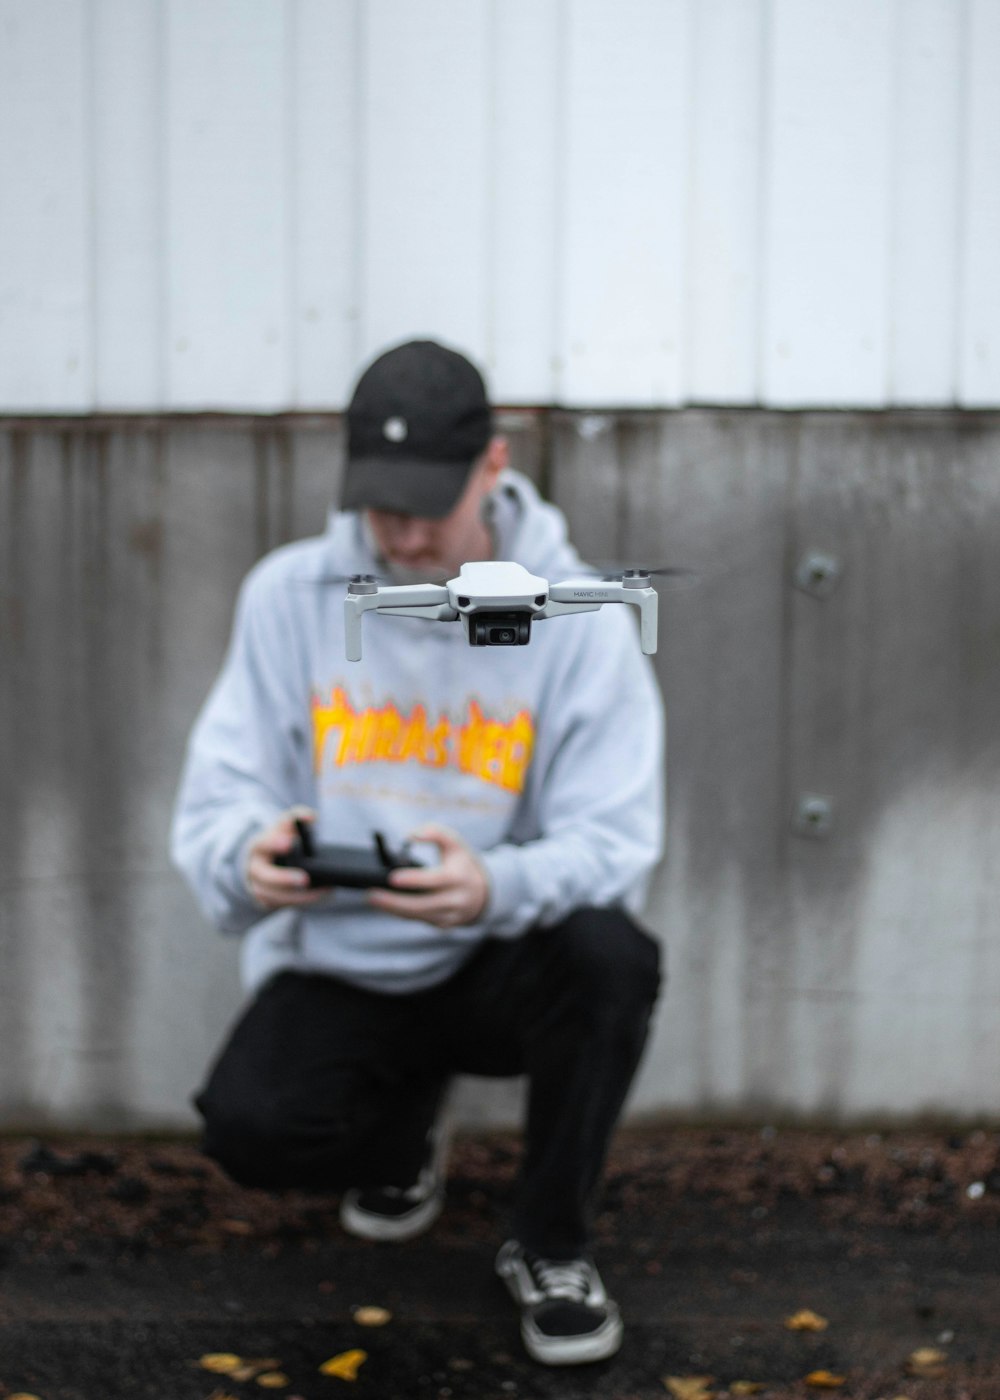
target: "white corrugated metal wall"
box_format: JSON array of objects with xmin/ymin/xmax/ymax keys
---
[{"xmin": 1, "ymin": 0, "xmax": 998, "ymax": 413}]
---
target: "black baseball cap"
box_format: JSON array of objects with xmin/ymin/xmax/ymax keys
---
[{"xmin": 341, "ymin": 339, "xmax": 494, "ymax": 519}]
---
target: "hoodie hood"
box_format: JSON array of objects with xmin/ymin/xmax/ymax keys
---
[
  {"xmin": 323, "ymin": 469, "xmax": 589, "ymax": 587},
  {"xmin": 488, "ymin": 471, "xmax": 588, "ymax": 580}
]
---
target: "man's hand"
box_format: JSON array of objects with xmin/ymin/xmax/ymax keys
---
[
  {"xmin": 245, "ymin": 807, "xmax": 327, "ymax": 912},
  {"xmin": 368, "ymin": 823, "xmax": 489, "ymax": 929}
]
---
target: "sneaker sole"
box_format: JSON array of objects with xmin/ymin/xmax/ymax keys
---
[
  {"xmin": 520, "ymin": 1306, "xmax": 624, "ymax": 1366},
  {"xmin": 339, "ymin": 1188, "xmax": 444, "ymax": 1243}
]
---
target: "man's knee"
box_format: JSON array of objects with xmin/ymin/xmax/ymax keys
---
[
  {"xmin": 196, "ymin": 1093, "xmax": 299, "ymax": 1188},
  {"xmin": 196, "ymin": 1085, "xmax": 360, "ymax": 1190},
  {"xmin": 542, "ymin": 907, "xmax": 662, "ymax": 1013}
]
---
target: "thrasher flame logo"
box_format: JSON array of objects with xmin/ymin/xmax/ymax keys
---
[{"xmin": 312, "ymin": 686, "xmax": 535, "ymax": 795}]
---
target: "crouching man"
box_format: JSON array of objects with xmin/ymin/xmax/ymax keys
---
[{"xmin": 171, "ymin": 340, "xmax": 665, "ymax": 1366}]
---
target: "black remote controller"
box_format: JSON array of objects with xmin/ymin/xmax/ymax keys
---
[{"xmin": 275, "ymin": 821, "xmax": 425, "ymax": 889}]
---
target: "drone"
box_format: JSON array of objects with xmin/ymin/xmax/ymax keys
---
[{"xmin": 343, "ymin": 560, "xmax": 663, "ymax": 661}]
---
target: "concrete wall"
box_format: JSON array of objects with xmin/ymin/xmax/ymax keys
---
[{"xmin": 1, "ymin": 411, "xmax": 998, "ymax": 1130}]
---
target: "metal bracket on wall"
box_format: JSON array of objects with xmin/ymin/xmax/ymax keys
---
[
  {"xmin": 794, "ymin": 551, "xmax": 842, "ymax": 599},
  {"xmin": 792, "ymin": 793, "xmax": 835, "ymax": 839}
]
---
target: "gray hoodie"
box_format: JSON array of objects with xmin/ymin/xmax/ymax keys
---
[{"xmin": 171, "ymin": 470, "xmax": 665, "ymax": 994}]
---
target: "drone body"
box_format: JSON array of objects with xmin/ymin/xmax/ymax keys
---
[{"xmin": 344, "ymin": 560, "xmax": 658, "ymax": 661}]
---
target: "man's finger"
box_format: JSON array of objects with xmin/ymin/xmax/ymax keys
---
[
  {"xmin": 368, "ymin": 888, "xmax": 450, "ymax": 917},
  {"xmin": 406, "ymin": 822, "xmax": 463, "ymax": 852},
  {"xmin": 385, "ymin": 865, "xmax": 449, "ymax": 892},
  {"xmin": 252, "ymin": 874, "xmax": 325, "ymax": 904},
  {"xmin": 369, "ymin": 886, "xmax": 442, "ymax": 909},
  {"xmin": 250, "ymin": 857, "xmax": 310, "ymax": 889}
]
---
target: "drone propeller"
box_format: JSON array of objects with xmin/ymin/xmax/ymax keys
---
[
  {"xmin": 579, "ymin": 560, "xmax": 698, "ymax": 584},
  {"xmin": 295, "ymin": 570, "xmax": 384, "ymax": 587},
  {"xmin": 605, "ymin": 566, "xmax": 694, "ymax": 582},
  {"xmin": 298, "ymin": 570, "xmax": 448, "ymax": 588}
]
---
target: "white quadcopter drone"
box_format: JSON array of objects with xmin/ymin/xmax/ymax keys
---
[{"xmin": 343, "ymin": 560, "xmax": 660, "ymax": 661}]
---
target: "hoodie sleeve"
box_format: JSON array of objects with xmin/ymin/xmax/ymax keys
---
[
  {"xmin": 478, "ymin": 606, "xmax": 665, "ymax": 937},
  {"xmin": 170, "ymin": 560, "xmax": 314, "ymax": 933}
]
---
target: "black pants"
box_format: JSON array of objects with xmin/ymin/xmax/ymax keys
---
[{"xmin": 195, "ymin": 906, "xmax": 662, "ymax": 1259}]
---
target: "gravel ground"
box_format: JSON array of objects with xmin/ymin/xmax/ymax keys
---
[{"xmin": 1, "ymin": 1123, "xmax": 999, "ymax": 1400}]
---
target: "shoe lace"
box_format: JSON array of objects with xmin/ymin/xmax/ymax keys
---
[
  {"xmin": 531, "ymin": 1256, "xmax": 592, "ymax": 1303},
  {"xmin": 375, "ymin": 1178, "xmax": 427, "ymax": 1204}
]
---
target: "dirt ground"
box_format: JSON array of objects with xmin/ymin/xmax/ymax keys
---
[{"xmin": 1, "ymin": 1123, "xmax": 999, "ymax": 1400}]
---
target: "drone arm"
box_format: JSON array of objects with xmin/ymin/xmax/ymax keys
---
[
  {"xmin": 534, "ymin": 599, "xmax": 601, "ymax": 621},
  {"xmin": 344, "ymin": 582, "xmax": 451, "ymax": 662},
  {"xmin": 376, "ymin": 603, "xmax": 458, "ymax": 621},
  {"xmin": 344, "ymin": 592, "xmax": 379, "ymax": 662},
  {"xmin": 547, "ymin": 580, "xmax": 659, "ymax": 655},
  {"xmin": 634, "ymin": 587, "xmax": 658, "ymax": 655}
]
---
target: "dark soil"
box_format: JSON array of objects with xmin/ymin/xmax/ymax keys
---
[{"xmin": 1, "ymin": 1124, "xmax": 999, "ymax": 1399}]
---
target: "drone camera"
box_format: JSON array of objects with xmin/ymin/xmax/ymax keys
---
[{"xmin": 469, "ymin": 610, "xmax": 533, "ymax": 647}]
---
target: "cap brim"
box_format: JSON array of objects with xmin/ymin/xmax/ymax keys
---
[{"xmin": 340, "ymin": 455, "xmax": 473, "ymax": 519}]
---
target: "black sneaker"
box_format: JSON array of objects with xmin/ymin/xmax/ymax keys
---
[
  {"xmin": 495, "ymin": 1239, "xmax": 623, "ymax": 1365},
  {"xmin": 339, "ymin": 1125, "xmax": 448, "ymax": 1242},
  {"xmin": 339, "ymin": 1172, "xmax": 443, "ymax": 1242}
]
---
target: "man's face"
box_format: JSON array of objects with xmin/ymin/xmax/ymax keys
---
[{"xmin": 365, "ymin": 439, "xmax": 506, "ymax": 582}]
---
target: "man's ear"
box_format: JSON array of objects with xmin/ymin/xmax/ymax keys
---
[{"xmin": 482, "ymin": 435, "xmax": 508, "ymax": 489}]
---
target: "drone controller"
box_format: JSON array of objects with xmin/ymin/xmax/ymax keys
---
[{"xmin": 275, "ymin": 820, "xmax": 425, "ymax": 889}]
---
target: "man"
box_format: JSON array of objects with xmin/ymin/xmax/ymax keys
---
[{"xmin": 171, "ymin": 339, "xmax": 664, "ymax": 1366}]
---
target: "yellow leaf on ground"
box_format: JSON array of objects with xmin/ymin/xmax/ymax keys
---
[
  {"xmin": 785, "ymin": 1309, "xmax": 829, "ymax": 1331},
  {"xmin": 805, "ymin": 1371, "xmax": 846, "ymax": 1388},
  {"xmin": 232, "ymin": 1360, "xmax": 282, "ymax": 1381},
  {"xmin": 256, "ymin": 1373, "xmax": 291, "ymax": 1388},
  {"xmin": 729, "ymin": 1384, "xmax": 766, "ymax": 1396},
  {"xmin": 199, "ymin": 1353, "xmax": 243, "ymax": 1374},
  {"xmin": 320, "ymin": 1349, "xmax": 368, "ymax": 1380},
  {"xmin": 8, "ymin": 1394, "xmax": 45, "ymax": 1399},
  {"xmin": 907, "ymin": 1346, "xmax": 948, "ymax": 1377},
  {"xmin": 353, "ymin": 1305, "xmax": 392, "ymax": 1326},
  {"xmin": 664, "ymin": 1376, "xmax": 716, "ymax": 1400}
]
